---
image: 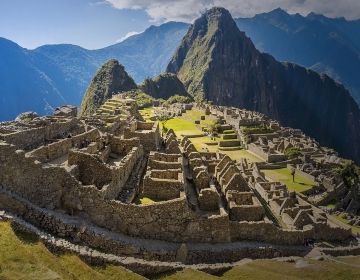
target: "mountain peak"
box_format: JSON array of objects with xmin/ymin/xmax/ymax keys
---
[
  {"xmin": 80, "ymin": 59, "xmax": 137, "ymax": 116},
  {"xmin": 200, "ymin": 6, "xmax": 236, "ymax": 28},
  {"xmin": 166, "ymin": 7, "xmax": 360, "ymax": 163},
  {"xmin": 269, "ymin": 7, "xmax": 288, "ymax": 16}
]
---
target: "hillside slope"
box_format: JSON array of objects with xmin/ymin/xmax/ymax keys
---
[
  {"xmin": 80, "ymin": 59, "xmax": 137, "ymax": 116},
  {"xmin": 0, "ymin": 221, "xmax": 143, "ymax": 280},
  {"xmin": 235, "ymin": 8, "xmax": 360, "ymax": 105},
  {"xmin": 167, "ymin": 7, "xmax": 360, "ymax": 163}
]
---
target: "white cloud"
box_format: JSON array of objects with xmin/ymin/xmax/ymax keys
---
[
  {"xmin": 116, "ymin": 31, "xmax": 141, "ymax": 43},
  {"xmin": 104, "ymin": 0, "xmax": 360, "ymax": 22}
]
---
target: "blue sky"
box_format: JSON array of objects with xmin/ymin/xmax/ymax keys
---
[
  {"xmin": 1, "ymin": 0, "xmax": 359, "ymax": 50},
  {"xmin": 0, "ymin": 0, "xmax": 151, "ymax": 49}
]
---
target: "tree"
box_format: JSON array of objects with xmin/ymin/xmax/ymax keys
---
[
  {"xmin": 158, "ymin": 114, "xmax": 172, "ymax": 136},
  {"xmin": 337, "ymin": 161, "xmax": 360, "ymax": 190},
  {"xmin": 290, "ymin": 167, "xmax": 296, "ymax": 183},
  {"xmin": 207, "ymin": 121, "xmax": 220, "ymax": 139},
  {"xmin": 284, "ymin": 147, "xmax": 301, "ymax": 159}
]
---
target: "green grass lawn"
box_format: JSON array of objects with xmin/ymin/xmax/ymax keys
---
[
  {"xmin": 0, "ymin": 222, "xmax": 144, "ymax": 280},
  {"xmin": 139, "ymin": 107, "xmax": 154, "ymax": 122},
  {"xmin": 164, "ymin": 118, "xmax": 201, "ymax": 137},
  {"xmin": 135, "ymin": 195, "xmax": 156, "ymax": 205},
  {"xmin": 331, "ymin": 214, "xmax": 360, "ymax": 234},
  {"xmin": 157, "ymin": 258, "xmax": 360, "ymax": 280},
  {"xmin": 263, "ymin": 168, "xmax": 316, "ymax": 193}
]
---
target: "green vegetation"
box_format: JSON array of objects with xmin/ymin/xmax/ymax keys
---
[
  {"xmin": 164, "ymin": 118, "xmax": 200, "ymax": 136},
  {"xmin": 4, "ymin": 218, "xmax": 358, "ymax": 279},
  {"xmin": 135, "ymin": 195, "xmax": 156, "ymax": 205},
  {"xmin": 164, "ymin": 95, "xmax": 192, "ymax": 106},
  {"xmin": 263, "ymin": 168, "xmax": 316, "ymax": 193},
  {"xmin": 0, "ymin": 222, "xmax": 144, "ymax": 280},
  {"xmin": 80, "ymin": 59, "xmax": 137, "ymax": 116},
  {"xmin": 284, "ymin": 147, "xmax": 302, "ymax": 159},
  {"xmin": 139, "ymin": 107, "xmax": 154, "ymax": 122},
  {"xmin": 336, "ymin": 160, "xmax": 360, "ymax": 189},
  {"xmin": 157, "ymin": 258, "xmax": 360, "ymax": 280},
  {"xmin": 241, "ymin": 125, "xmax": 274, "ymax": 136},
  {"xmin": 331, "ymin": 213, "xmax": 360, "ymax": 234},
  {"xmin": 140, "ymin": 73, "xmax": 189, "ymax": 100}
]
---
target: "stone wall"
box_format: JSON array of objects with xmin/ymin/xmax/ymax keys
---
[
  {"xmin": 70, "ymin": 187, "xmax": 231, "ymax": 243},
  {"xmin": 143, "ymin": 169, "xmax": 184, "ymax": 201},
  {"xmin": 27, "ymin": 129, "xmax": 100, "ymax": 163},
  {"xmin": 0, "ymin": 118, "xmax": 82, "ymax": 151},
  {"xmin": 125, "ymin": 121, "xmax": 160, "ymax": 152},
  {"xmin": 0, "ymin": 142, "xmax": 78, "ymax": 209}
]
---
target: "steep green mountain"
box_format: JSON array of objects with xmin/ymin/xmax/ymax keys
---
[
  {"xmin": 140, "ymin": 73, "xmax": 189, "ymax": 99},
  {"xmin": 80, "ymin": 59, "xmax": 136, "ymax": 116},
  {"xmin": 235, "ymin": 8, "xmax": 360, "ymax": 104},
  {"xmin": 167, "ymin": 7, "xmax": 360, "ymax": 163}
]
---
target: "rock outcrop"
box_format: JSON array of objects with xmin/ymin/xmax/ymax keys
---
[
  {"xmin": 80, "ymin": 59, "xmax": 137, "ymax": 116},
  {"xmin": 167, "ymin": 7, "xmax": 360, "ymax": 163},
  {"xmin": 139, "ymin": 73, "xmax": 189, "ymax": 100}
]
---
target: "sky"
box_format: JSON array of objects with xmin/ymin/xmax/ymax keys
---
[{"xmin": 1, "ymin": 0, "xmax": 360, "ymax": 50}]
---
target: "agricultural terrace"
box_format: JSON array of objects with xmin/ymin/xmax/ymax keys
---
[
  {"xmin": 139, "ymin": 107, "xmax": 263, "ymax": 163},
  {"xmin": 263, "ymin": 168, "xmax": 317, "ymax": 193}
]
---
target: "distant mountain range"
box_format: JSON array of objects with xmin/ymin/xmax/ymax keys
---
[
  {"xmin": 236, "ymin": 8, "xmax": 360, "ymax": 105},
  {"xmin": 0, "ymin": 22, "xmax": 188, "ymax": 120},
  {"xmin": 1, "ymin": 8, "xmax": 360, "ymax": 121}
]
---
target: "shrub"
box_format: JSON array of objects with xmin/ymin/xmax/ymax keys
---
[
  {"xmin": 241, "ymin": 125, "xmax": 274, "ymax": 136},
  {"xmin": 336, "ymin": 160, "xmax": 360, "ymax": 189},
  {"xmin": 284, "ymin": 147, "xmax": 301, "ymax": 159},
  {"xmin": 164, "ymin": 95, "xmax": 192, "ymax": 105}
]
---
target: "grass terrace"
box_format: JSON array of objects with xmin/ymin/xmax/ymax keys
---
[
  {"xmin": 1, "ymin": 221, "xmax": 359, "ymax": 279},
  {"xmin": 0, "ymin": 222, "xmax": 144, "ymax": 280},
  {"xmin": 263, "ymin": 168, "xmax": 317, "ymax": 193},
  {"xmin": 157, "ymin": 258, "xmax": 360, "ymax": 280},
  {"xmin": 159, "ymin": 108, "xmax": 265, "ymax": 163},
  {"xmin": 331, "ymin": 213, "xmax": 360, "ymax": 234},
  {"xmin": 139, "ymin": 107, "xmax": 155, "ymax": 122}
]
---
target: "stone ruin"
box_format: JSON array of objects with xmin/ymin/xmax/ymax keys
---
[{"xmin": 0, "ymin": 98, "xmax": 358, "ymax": 276}]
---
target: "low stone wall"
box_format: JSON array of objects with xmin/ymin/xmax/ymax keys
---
[
  {"xmin": 230, "ymin": 221, "xmax": 313, "ymax": 245},
  {"xmin": 125, "ymin": 123, "xmax": 160, "ymax": 152},
  {"xmin": 0, "ymin": 118, "xmax": 82, "ymax": 151},
  {"xmin": 68, "ymin": 150, "xmax": 113, "ymax": 188},
  {"xmin": 110, "ymin": 136, "xmax": 141, "ymax": 155},
  {"xmin": 70, "ymin": 186, "xmax": 231, "ymax": 243},
  {"xmin": 143, "ymin": 169, "xmax": 183, "ymax": 201},
  {"xmin": 27, "ymin": 129, "xmax": 100, "ymax": 163},
  {"xmin": 148, "ymin": 159, "xmax": 182, "ymax": 170}
]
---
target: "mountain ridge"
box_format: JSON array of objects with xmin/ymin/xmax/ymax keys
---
[
  {"xmin": 1, "ymin": 9, "xmax": 360, "ymax": 121},
  {"xmin": 167, "ymin": 7, "xmax": 360, "ymax": 163}
]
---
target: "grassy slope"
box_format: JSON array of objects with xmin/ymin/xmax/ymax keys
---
[
  {"xmin": 0, "ymin": 222, "xmax": 144, "ymax": 280},
  {"xmin": 263, "ymin": 168, "xmax": 316, "ymax": 192},
  {"xmin": 158, "ymin": 259, "xmax": 360, "ymax": 280}
]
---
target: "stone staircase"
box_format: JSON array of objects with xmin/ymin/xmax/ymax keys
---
[{"xmin": 219, "ymin": 129, "xmax": 241, "ymax": 151}]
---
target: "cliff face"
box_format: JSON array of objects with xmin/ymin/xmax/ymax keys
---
[
  {"xmin": 167, "ymin": 7, "xmax": 360, "ymax": 163},
  {"xmin": 139, "ymin": 73, "xmax": 189, "ymax": 99},
  {"xmin": 80, "ymin": 59, "xmax": 137, "ymax": 116}
]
